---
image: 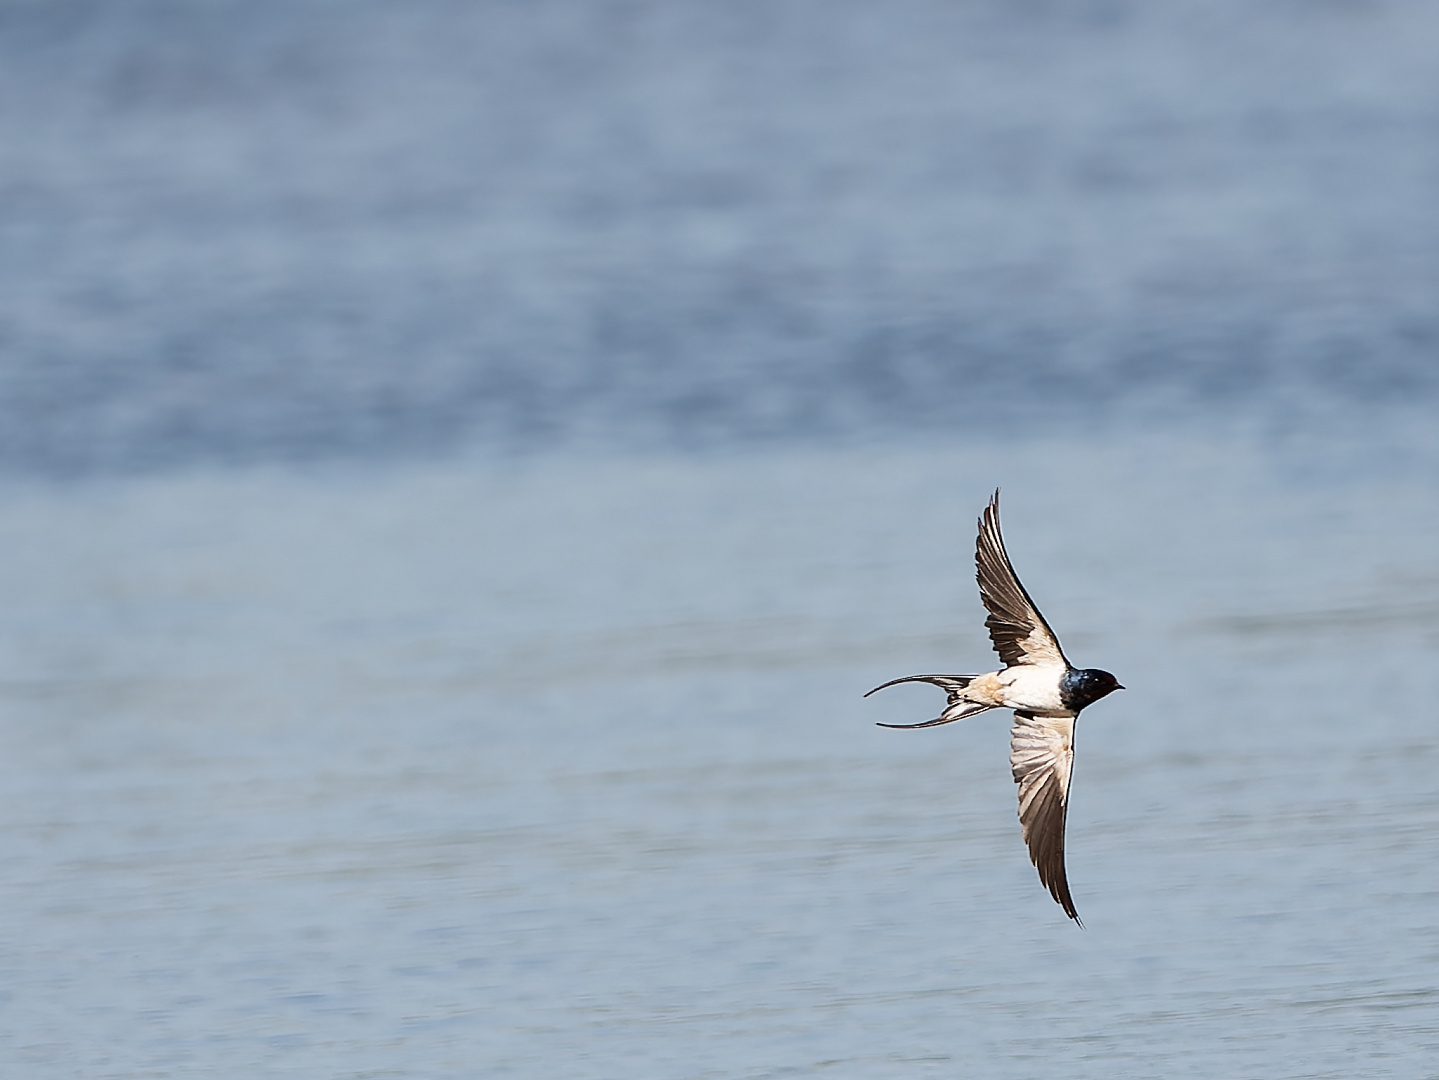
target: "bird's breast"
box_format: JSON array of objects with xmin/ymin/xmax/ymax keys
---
[{"xmin": 995, "ymin": 664, "xmax": 1069, "ymax": 714}]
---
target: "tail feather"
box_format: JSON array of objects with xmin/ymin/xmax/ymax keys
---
[
  {"xmin": 877, "ymin": 702, "xmax": 996, "ymax": 729},
  {"xmin": 866, "ymin": 674, "xmax": 996, "ymax": 729},
  {"xmin": 863, "ymin": 674, "xmax": 979, "ymax": 699}
]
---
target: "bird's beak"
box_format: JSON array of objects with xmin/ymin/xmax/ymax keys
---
[{"xmin": 1116, "ymin": 685, "xmax": 1126, "ymax": 690}]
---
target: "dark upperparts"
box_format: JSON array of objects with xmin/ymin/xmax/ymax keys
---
[{"xmin": 1059, "ymin": 668, "xmax": 1124, "ymax": 712}]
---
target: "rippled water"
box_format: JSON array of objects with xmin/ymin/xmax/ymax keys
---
[
  {"xmin": 4, "ymin": 1, "xmax": 1439, "ymax": 1075},
  {"xmin": 2, "ymin": 430, "xmax": 1438, "ymax": 1077}
]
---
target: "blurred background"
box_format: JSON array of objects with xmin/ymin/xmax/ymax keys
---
[{"xmin": 2, "ymin": 1, "xmax": 1438, "ymax": 1076}]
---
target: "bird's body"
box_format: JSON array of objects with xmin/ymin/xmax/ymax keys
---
[
  {"xmin": 865, "ymin": 491, "xmax": 1122, "ymax": 923},
  {"xmin": 967, "ymin": 666, "xmax": 1068, "ymax": 714}
]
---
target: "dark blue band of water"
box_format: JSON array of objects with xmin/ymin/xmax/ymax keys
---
[{"xmin": 4, "ymin": 0, "xmax": 1438, "ymax": 474}]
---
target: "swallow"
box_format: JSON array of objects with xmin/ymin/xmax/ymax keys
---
[{"xmin": 865, "ymin": 490, "xmax": 1122, "ymax": 923}]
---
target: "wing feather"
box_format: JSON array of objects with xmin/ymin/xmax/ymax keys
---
[
  {"xmin": 976, "ymin": 491, "xmax": 1068, "ymax": 668},
  {"xmin": 1010, "ymin": 710, "xmax": 1080, "ymax": 922}
]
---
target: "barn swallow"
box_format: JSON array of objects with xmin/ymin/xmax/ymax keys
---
[{"xmin": 866, "ymin": 490, "xmax": 1122, "ymax": 923}]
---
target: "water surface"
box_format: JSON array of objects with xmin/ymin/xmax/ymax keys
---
[
  {"xmin": 3, "ymin": 2, "xmax": 1439, "ymax": 1075},
  {"xmin": 2, "ymin": 432, "xmax": 1438, "ymax": 1077}
]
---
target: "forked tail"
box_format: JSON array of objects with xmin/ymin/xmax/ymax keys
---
[{"xmin": 863, "ymin": 674, "xmax": 998, "ymax": 729}]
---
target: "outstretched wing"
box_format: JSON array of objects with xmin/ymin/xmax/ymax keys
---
[
  {"xmin": 976, "ymin": 491, "xmax": 1068, "ymax": 668},
  {"xmin": 1010, "ymin": 710, "xmax": 1080, "ymax": 922}
]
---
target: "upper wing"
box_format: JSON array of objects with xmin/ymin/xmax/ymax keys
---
[
  {"xmin": 1010, "ymin": 710, "xmax": 1080, "ymax": 922},
  {"xmin": 975, "ymin": 490, "xmax": 1068, "ymax": 668}
]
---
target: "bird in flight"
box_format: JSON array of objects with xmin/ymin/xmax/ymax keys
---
[{"xmin": 866, "ymin": 490, "xmax": 1122, "ymax": 923}]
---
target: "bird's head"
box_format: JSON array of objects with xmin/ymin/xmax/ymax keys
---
[{"xmin": 1060, "ymin": 668, "xmax": 1124, "ymax": 712}]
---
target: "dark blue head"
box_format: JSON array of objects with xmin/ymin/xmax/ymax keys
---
[{"xmin": 1059, "ymin": 668, "xmax": 1124, "ymax": 713}]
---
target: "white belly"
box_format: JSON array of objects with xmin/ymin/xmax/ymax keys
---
[{"xmin": 996, "ymin": 664, "xmax": 1069, "ymax": 714}]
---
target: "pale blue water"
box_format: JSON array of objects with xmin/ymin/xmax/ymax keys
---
[
  {"xmin": 3, "ymin": 432, "xmax": 1439, "ymax": 1077},
  {"xmin": 3, "ymin": 2, "xmax": 1439, "ymax": 1077}
]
